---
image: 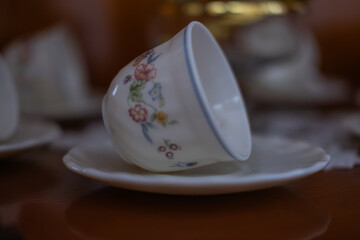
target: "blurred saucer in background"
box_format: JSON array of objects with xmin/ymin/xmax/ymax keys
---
[{"xmin": 0, "ymin": 119, "xmax": 61, "ymax": 159}]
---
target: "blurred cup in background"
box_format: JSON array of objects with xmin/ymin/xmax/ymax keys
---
[
  {"xmin": 0, "ymin": 55, "xmax": 19, "ymax": 141},
  {"xmin": 4, "ymin": 26, "xmax": 101, "ymax": 120}
]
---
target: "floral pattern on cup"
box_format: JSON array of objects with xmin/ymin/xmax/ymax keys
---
[
  {"xmin": 148, "ymin": 83, "xmax": 163, "ymax": 103},
  {"xmin": 124, "ymin": 49, "xmax": 181, "ymax": 161},
  {"xmin": 128, "ymin": 104, "xmax": 148, "ymax": 123},
  {"xmin": 158, "ymin": 138, "xmax": 182, "ymax": 160},
  {"xmin": 134, "ymin": 64, "xmax": 157, "ymax": 82},
  {"xmin": 133, "ymin": 49, "xmax": 154, "ymax": 67}
]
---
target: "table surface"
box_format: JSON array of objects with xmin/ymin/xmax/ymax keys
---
[{"xmin": 1, "ymin": 111, "xmax": 360, "ymax": 240}]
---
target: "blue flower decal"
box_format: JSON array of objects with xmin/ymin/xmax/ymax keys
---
[
  {"xmin": 148, "ymin": 83, "xmax": 162, "ymax": 101},
  {"xmin": 170, "ymin": 162, "xmax": 198, "ymax": 168}
]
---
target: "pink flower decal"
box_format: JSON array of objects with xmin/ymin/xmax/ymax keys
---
[
  {"xmin": 170, "ymin": 144, "xmax": 178, "ymax": 150},
  {"xmin": 158, "ymin": 146, "xmax": 166, "ymax": 152},
  {"xmin": 133, "ymin": 55, "xmax": 146, "ymax": 67},
  {"xmin": 165, "ymin": 152, "xmax": 174, "ymax": 159},
  {"xmin": 128, "ymin": 104, "xmax": 148, "ymax": 123},
  {"xmin": 133, "ymin": 49, "xmax": 154, "ymax": 67},
  {"xmin": 158, "ymin": 139, "xmax": 181, "ymax": 159},
  {"xmin": 134, "ymin": 64, "xmax": 157, "ymax": 82}
]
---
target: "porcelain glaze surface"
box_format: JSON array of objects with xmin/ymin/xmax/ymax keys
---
[
  {"xmin": 63, "ymin": 135, "xmax": 330, "ymax": 195},
  {"xmin": 102, "ymin": 21, "xmax": 251, "ymax": 172}
]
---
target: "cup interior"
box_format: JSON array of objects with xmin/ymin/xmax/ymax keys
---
[{"xmin": 185, "ymin": 22, "xmax": 251, "ymax": 160}]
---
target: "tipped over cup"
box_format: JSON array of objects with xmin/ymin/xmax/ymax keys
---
[
  {"xmin": 0, "ymin": 55, "xmax": 19, "ymax": 141},
  {"xmin": 102, "ymin": 21, "xmax": 251, "ymax": 172}
]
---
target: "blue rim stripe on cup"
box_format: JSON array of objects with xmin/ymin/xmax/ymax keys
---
[{"xmin": 183, "ymin": 23, "xmax": 238, "ymax": 161}]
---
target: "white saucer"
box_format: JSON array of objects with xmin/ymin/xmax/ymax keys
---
[
  {"xmin": 63, "ymin": 135, "xmax": 330, "ymax": 195},
  {"xmin": 0, "ymin": 119, "xmax": 61, "ymax": 159}
]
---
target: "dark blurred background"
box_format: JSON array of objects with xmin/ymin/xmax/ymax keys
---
[
  {"xmin": 1, "ymin": 0, "xmax": 359, "ymax": 94},
  {"xmin": 1, "ymin": 2, "xmax": 360, "ymax": 239}
]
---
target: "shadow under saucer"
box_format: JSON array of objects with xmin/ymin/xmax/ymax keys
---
[{"xmin": 65, "ymin": 186, "xmax": 331, "ymax": 240}]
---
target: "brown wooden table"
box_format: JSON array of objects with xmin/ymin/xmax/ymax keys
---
[{"xmin": 1, "ymin": 142, "xmax": 360, "ymax": 239}]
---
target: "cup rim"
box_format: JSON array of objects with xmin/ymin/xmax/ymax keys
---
[{"xmin": 183, "ymin": 21, "xmax": 252, "ymax": 161}]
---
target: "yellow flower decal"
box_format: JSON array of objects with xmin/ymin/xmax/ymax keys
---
[{"xmin": 157, "ymin": 111, "xmax": 168, "ymax": 124}]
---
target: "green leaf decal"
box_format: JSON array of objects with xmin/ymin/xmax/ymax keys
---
[
  {"xmin": 129, "ymin": 91, "xmax": 143, "ymax": 103},
  {"xmin": 163, "ymin": 139, "xmax": 171, "ymax": 147},
  {"xmin": 150, "ymin": 113, "xmax": 157, "ymax": 122},
  {"xmin": 168, "ymin": 120, "xmax": 178, "ymax": 125},
  {"xmin": 159, "ymin": 96, "xmax": 165, "ymax": 108},
  {"xmin": 130, "ymin": 81, "xmax": 146, "ymax": 93}
]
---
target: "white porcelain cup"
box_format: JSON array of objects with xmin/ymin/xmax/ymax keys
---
[
  {"xmin": 0, "ymin": 55, "xmax": 19, "ymax": 141},
  {"xmin": 103, "ymin": 21, "xmax": 251, "ymax": 172}
]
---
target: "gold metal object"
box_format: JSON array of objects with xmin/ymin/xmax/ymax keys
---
[{"xmin": 156, "ymin": 0, "xmax": 306, "ymax": 41}]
